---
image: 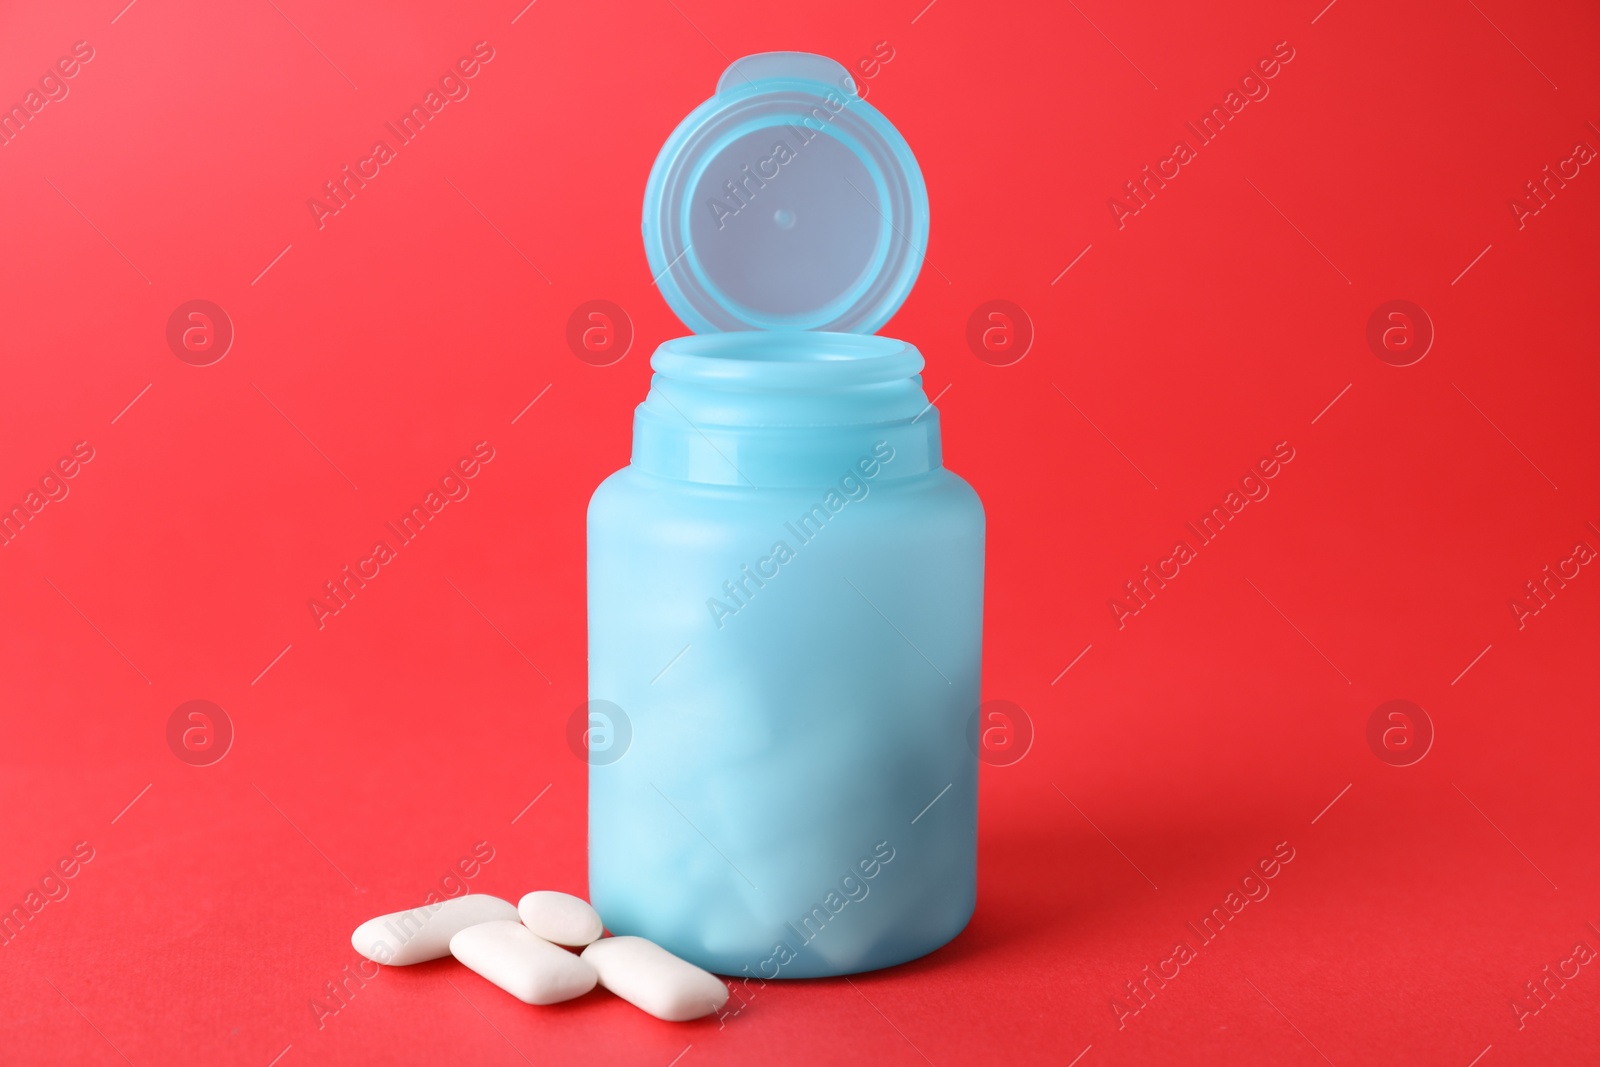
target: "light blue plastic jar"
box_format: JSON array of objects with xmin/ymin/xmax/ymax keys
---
[{"xmin": 587, "ymin": 53, "xmax": 984, "ymax": 979}]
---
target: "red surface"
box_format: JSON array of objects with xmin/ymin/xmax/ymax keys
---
[{"xmin": 2, "ymin": 1, "xmax": 1598, "ymax": 1064}]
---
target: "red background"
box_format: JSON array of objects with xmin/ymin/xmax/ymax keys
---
[{"xmin": 2, "ymin": 0, "xmax": 1597, "ymax": 1064}]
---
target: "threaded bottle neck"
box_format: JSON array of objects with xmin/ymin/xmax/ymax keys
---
[{"xmin": 631, "ymin": 333, "xmax": 941, "ymax": 487}]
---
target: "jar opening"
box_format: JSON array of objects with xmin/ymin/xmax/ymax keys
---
[
  {"xmin": 635, "ymin": 332, "xmax": 936, "ymax": 485},
  {"xmin": 651, "ymin": 332, "xmax": 923, "ymax": 387}
]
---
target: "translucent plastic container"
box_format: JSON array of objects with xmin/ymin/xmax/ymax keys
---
[{"xmin": 587, "ymin": 53, "xmax": 984, "ymax": 979}]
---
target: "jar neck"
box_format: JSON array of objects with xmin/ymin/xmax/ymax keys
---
[{"xmin": 630, "ymin": 333, "xmax": 942, "ymax": 487}]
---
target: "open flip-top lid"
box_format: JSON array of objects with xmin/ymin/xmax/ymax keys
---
[{"xmin": 643, "ymin": 52, "xmax": 929, "ymax": 334}]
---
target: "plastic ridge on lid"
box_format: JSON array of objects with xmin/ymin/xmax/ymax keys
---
[{"xmin": 642, "ymin": 51, "xmax": 930, "ymax": 335}]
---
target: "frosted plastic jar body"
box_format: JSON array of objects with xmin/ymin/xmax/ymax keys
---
[{"xmin": 587, "ymin": 332, "xmax": 983, "ymax": 978}]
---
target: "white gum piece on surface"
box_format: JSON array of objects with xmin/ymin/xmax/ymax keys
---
[
  {"xmin": 351, "ymin": 894, "xmax": 519, "ymax": 965},
  {"xmin": 450, "ymin": 921, "xmax": 599, "ymax": 1005},
  {"xmin": 581, "ymin": 935, "xmax": 730, "ymax": 1021},
  {"xmin": 517, "ymin": 890, "xmax": 605, "ymax": 947}
]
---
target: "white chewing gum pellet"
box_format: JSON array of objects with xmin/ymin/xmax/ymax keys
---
[
  {"xmin": 449, "ymin": 921, "xmax": 599, "ymax": 1005},
  {"xmin": 581, "ymin": 935, "xmax": 729, "ymax": 1022},
  {"xmin": 517, "ymin": 891, "xmax": 604, "ymax": 947},
  {"xmin": 351, "ymin": 894, "xmax": 518, "ymax": 965}
]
